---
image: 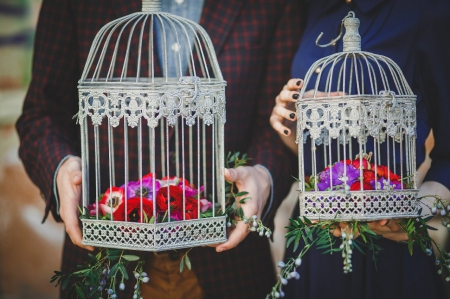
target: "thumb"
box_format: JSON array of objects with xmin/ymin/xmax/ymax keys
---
[
  {"xmin": 224, "ymin": 168, "xmax": 238, "ymax": 183},
  {"xmin": 71, "ymin": 169, "xmax": 82, "ymax": 186},
  {"xmin": 378, "ymin": 219, "xmax": 389, "ymax": 227}
]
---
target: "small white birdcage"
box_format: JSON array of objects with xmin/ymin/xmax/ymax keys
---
[
  {"xmin": 296, "ymin": 12, "xmax": 419, "ymax": 221},
  {"xmin": 77, "ymin": 0, "xmax": 227, "ymax": 251}
]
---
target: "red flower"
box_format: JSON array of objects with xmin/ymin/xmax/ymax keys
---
[
  {"xmin": 99, "ymin": 186, "xmax": 125, "ymax": 217},
  {"xmin": 125, "ymin": 197, "xmax": 154, "ymax": 222},
  {"xmin": 156, "ymin": 186, "xmax": 184, "ymax": 212},
  {"xmin": 184, "ymin": 197, "xmax": 199, "ymax": 220},
  {"xmin": 362, "ymin": 170, "xmax": 377, "ymax": 184},
  {"xmin": 375, "ymin": 165, "xmax": 401, "ymax": 181},
  {"xmin": 351, "ymin": 159, "xmax": 371, "ymax": 170},
  {"xmin": 141, "ymin": 173, "xmax": 154, "ymax": 180},
  {"xmin": 350, "ymin": 181, "xmax": 373, "ymax": 191}
]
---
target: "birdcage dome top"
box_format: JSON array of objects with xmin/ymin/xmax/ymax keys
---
[
  {"xmin": 79, "ymin": 0, "xmax": 225, "ymax": 90},
  {"xmin": 77, "ymin": 0, "xmax": 227, "ymax": 129},
  {"xmin": 299, "ymin": 11, "xmax": 415, "ymax": 100}
]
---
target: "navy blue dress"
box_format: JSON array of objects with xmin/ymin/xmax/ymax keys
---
[{"xmin": 284, "ymin": 0, "xmax": 450, "ymax": 298}]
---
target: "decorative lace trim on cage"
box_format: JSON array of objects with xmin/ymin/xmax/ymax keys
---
[
  {"xmin": 296, "ymin": 94, "xmax": 416, "ymax": 145},
  {"xmin": 78, "ymin": 84, "xmax": 226, "ymax": 128},
  {"xmin": 81, "ymin": 216, "xmax": 227, "ymax": 251},
  {"xmin": 299, "ymin": 189, "xmax": 419, "ymax": 221}
]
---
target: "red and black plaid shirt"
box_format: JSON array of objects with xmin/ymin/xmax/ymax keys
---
[{"xmin": 16, "ymin": 0, "xmax": 305, "ymax": 298}]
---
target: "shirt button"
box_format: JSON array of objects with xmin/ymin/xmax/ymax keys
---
[
  {"xmin": 171, "ymin": 42, "xmax": 181, "ymax": 52},
  {"xmin": 175, "ymin": 0, "xmax": 184, "ymax": 4}
]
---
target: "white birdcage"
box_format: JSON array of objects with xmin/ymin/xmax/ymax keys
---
[
  {"xmin": 77, "ymin": 0, "xmax": 227, "ymax": 251},
  {"xmin": 296, "ymin": 12, "xmax": 419, "ymax": 221}
]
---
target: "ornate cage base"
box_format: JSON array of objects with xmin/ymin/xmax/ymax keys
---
[
  {"xmin": 81, "ymin": 216, "xmax": 227, "ymax": 251},
  {"xmin": 299, "ymin": 190, "xmax": 420, "ymax": 221}
]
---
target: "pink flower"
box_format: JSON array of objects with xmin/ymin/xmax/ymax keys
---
[
  {"xmin": 178, "ymin": 182, "xmax": 205, "ymax": 198},
  {"xmin": 87, "ymin": 203, "xmax": 98, "ymax": 217},
  {"xmin": 200, "ymin": 199, "xmax": 213, "ymax": 212}
]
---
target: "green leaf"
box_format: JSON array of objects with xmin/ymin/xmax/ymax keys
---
[
  {"xmin": 303, "ymin": 217, "xmax": 312, "ymax": 225},
  {"xmin": 74, "ymin": 284, "xmax": 86, "ymax": 299},
  {"xmin": 180, "ymin": 256, "xmax": 185, "ymax": 273},
  {"xmin": 108, "ymin": 263, "xmax": 120, "ymax": 278},
  {"xmin": 293, "ymin": 231, "xmax": 302, "ymax": 252},
  {"xmin": 73, "ymin": 269, "xmax": 90, "ymax": 276},
  {"xmin": 185, "ymin": 255, "xmax": 192, "ymax": 270},
  {"xmin": 119, "ymin": 263, "xmax": 129, "ymax": 280},
  {"xmin": 88, "ymin": 271, "xmax": 98, "ymax": 287},
  {"xmin": 286, "ymin": 235, "xmax": 296, "ymax": 248},
  {"xmin": 107, "ymin": 255, "xmax": 120, "ymax": 261},
  {"xmin": 408, "ymin": 238, "xmax": 414, "ymax": 255},
  {"xmin": 143, "ymin": 211, "xmax": 149, "ymax": 223},
  {"xmin": 239, "ymin": 197, "xmax": 251, "ymax": 204},
  {"xmin": 61, "ymin": 276, "xmax": 71, "ymax": 290},
  {"xmin": 236, "ymin": 207, "xmax": 244, "ymax": 219},
  {"xmin": 235, "ymin": 191, "xmax": 249, "ymax": 197},
  {"xmin": 122, "ymin": 255, "xmax": 140, "ymax": 262}
]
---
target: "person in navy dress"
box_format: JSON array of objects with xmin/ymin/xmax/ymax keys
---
[{"xmin": 270, "ymin": 0, "xmax": 450, "ymax": 298}]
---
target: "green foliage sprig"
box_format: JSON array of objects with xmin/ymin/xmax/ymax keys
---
[{"xmin": 51, "ymin": 248, "xmax": 145, "ymax": 299}]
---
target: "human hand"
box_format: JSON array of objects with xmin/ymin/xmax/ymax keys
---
[
  {"xmin": 329, "ymin": 219, "xmax": 406, "ymax": 242},
  {"xmin": 215, "ymin": 165, "xmax": 271, "ymax": 252},
  {"xmin": 270, "ymin": 79, "xmax": 343, "ymax": 154},
  {"xmin": 56, "ymin": 156, "xmax": 94, "ymax": 251},
  {"xmin": 270, "ymin": 78, "xmax": 303, "ymax": 154}
]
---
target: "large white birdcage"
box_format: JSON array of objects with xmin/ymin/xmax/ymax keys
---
[
  {"xmin": 296, "ymin": 12, "xmax": 419, "ymax": 221},
  {"xmin": 77, "ymin": 0, "xmax": 227, "ymax": 251}
]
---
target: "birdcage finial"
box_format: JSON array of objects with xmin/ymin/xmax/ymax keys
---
[
  {"xmin": 342, "ymin": 11, "xmax": 361, "ymax": 52},
  {"xmin": 316, "ymin": 11, "xmax": 361, "ymax": 51},
  {"xmin": 142, "ymin": 0, "xmax": 161, "ymax": 12}
]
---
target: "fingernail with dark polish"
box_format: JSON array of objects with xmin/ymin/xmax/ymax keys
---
[
  {"xmin": 296, "ymin": 80, "xmax": 302, "ymax": 86},
  {"xmin": 292, "ymin": 93, "xmax": 299, "ymax": 100},
  {"xmin": 289, "ymin": 113, "xmax": 295, "ymax": 119},
  {"xmin": 284, "ymin": 130, "xmax": 289, "ymax": 136}
]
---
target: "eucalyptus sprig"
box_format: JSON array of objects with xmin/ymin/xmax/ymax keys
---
[{"xmin": 51, "ymin": 248, "xmax": 145, "ymax": 299}]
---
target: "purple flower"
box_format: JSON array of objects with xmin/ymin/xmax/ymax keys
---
[
  {"xmin": 316, "ymin": 161, "xmax": 359, "ymax": 191},
  {"xmin": 178, "ymin": 182, "xmax": 205, "ymax": 198},
  {"xmin": 123, "ymin": 177, "xmax": 161, "ymax": 200}
]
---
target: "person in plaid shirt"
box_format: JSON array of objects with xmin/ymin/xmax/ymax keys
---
[{"xmin": 16, "ymin": 0, "xmax": 305, "ymax": 298}]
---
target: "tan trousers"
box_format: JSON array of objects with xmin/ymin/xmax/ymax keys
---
[{"xmin": 140, "ymin": 251, "xmax": 203, "ymax": 299}]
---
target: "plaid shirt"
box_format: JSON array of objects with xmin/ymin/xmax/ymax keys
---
[{"xmin": 16, "ymin": 0, "xmax": 305, "ymax": 298}]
